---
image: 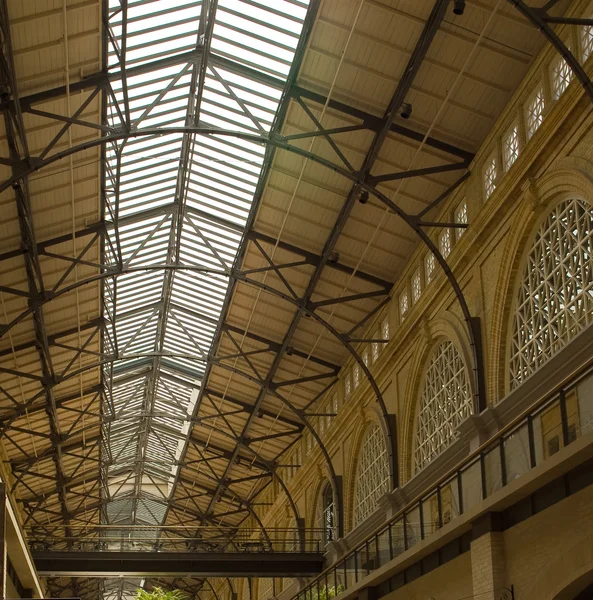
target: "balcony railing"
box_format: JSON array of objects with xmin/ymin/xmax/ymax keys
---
[
  {"xmin": 295, "ymin": 361, "xmax": 593, "ymax": 600},
  {"xmin": 26, "ymin": 526, "xmax": 325, "ymax": 554}
]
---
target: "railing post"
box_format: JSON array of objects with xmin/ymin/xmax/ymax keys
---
[
  {"xmin": 297, "ymin": 517, "xmax": 306, "ymax": 553},
  {"xmin": 527, "ymin": 415, "xmax": 537, "ymax": 468},
  {"xmin": 499, "ymin": 438, "xmax": 507, "ymax": 487},
  {"xmin": 403, "ymin": 513, "xmax": 408, "ymax": 550},
  {"xmin": 480, "ymin": 454, "xmax": 487, "ymax": 500},
  {"xmin": 457, "ymin": 471, "xmax": 464, "ymax": 515},
  {"xmin": 559, "ymin": 389, "xmax": 570, "ymax": 447},
  {"xmin": 388, "ymin": 522, "xmax": 393, "ymax": 560},
  {"xmin": 436, "ymin": 485, "xmax": 443, "ymax": 529},
  {"xmin": 419, "ymin": 501, "xmax": 425, "ymax": 540}
]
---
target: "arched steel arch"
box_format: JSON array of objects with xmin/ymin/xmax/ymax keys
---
[
  {"xmin": 1, "ymin": 337, "xmax": 337, "ymax": 537},
  {"xmin": 0, "ymin": 123, "xmax": 475, "ymax": 511},
  {"xmin": 0, "ymin": 124, "xmax": 482, "ymax": 415}
]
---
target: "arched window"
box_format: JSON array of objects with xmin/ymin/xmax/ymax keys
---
[
  {"xmin": 353, "ymin": 424, "xmax": 390, "ymax": 527},
  {"xmin": 414, "ymin": 341, "xmax": 472, "ymax": 472},
  {"xmin": 510, "ymin": 198, "xmax": 593, "ymax": 389},
  {"xmin": 317, "ymin": 482, "xmax": 335, "ymax": 544}
]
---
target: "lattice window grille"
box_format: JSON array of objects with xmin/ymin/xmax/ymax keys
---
[
  {"xmin": 353, "ymin": 364, "xmax": 360, "ymax": 389},
  {"xmin": 526, "ymin": 86, "xmax": 545, "ymax": 139},
  {"xmin": 362, "ymin": 348, "xmax": 370, "ymax": 367},
  {"xmin": 551, "ymin": 53, "xmax": 572, "ymax": 99},
  {"xmin": 484, "ymin": 156, "xmax": 497, "ymax": 200},
  {"xmin": 503, "ymin": 124, "xmax": 519, "ymax": 171},
  {"xmin": 345, "ymin": 374, "xmax": 352, "ymax": 398},
  {"xmin": 509, "ymin": 198, "xmax": 593, "ymax": 389},
  {"xmin": 318, "ymin": 484, "xmax": 335, "ymax": 544},
  {"xmin": 439, "ymin": 228, "xmax": 451, "ymax": 259},
  {"xmin": 425, "ymin": 253, "xmax": 436, "ymax": 284},
  {"xmin": 412, "ymin": 268, "xmax": 422, "ymax": 304},
  {"xmin": 582, "ymin": 20, "xmax": 593, "ymax": 62},
  {"xmin": 354, "ymin": 424, "xmax": 390, "ymax": 526},
  {"xmin": 399, "ymin": 289, "xmax": 409, "ymax": 319},
  {"xmin": 381, "ymin": 317, "xmax": 390, "ymax": 340},
  {"xmin": 414, "ymin": 341, "xmax": 473, "ymax": 472},
  {"xmin": 372, "ymin": 329, "xmax": 380, "ymax": 363},
  {"xmin": 454, "ymin": 200, "xmax": 467, "ymax": 241}
]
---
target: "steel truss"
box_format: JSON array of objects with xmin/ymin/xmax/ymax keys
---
[{"xmin": 1, "ymin": 2, "xmax": 590, "ymax": 599}]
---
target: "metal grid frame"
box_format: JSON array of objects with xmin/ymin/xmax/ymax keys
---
[
  {"xmin": 353, "ymin": 423, "xmax": 389, "ymax": 528},
  {"xmin": 414, "ymin": 340, "xmax": 473, "ymax": 472},
  {"xmin": 509, "ymin": 197, "xmax": 593, "ymax": 390},
  {"xmin": 1, "ymin": 1, "xmax": 593, "ymax": 598}
]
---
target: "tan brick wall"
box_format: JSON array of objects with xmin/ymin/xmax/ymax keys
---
[
  {"xmin": 382, "ymin": 553, "xmax": 472, "ymax": 600},
  {"xmin": 471, "ymin": 532, "xmax": 507, "ymax": 600},
  {"xmin": 234, "ymin": 0, "xmax": 593, "ymax": 587},
  {"xmin": 504, "ymin": 484, "xmax": 593, "ymax": 599}
]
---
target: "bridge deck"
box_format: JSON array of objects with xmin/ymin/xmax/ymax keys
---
[{"xmin": 32, "ymin": 551, "xmax": 326, "ymax": 577}]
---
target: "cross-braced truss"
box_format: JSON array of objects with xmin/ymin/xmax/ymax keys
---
[{"xmin": 1, "ymin": 0, "xmax": 593, "ymax": 599}]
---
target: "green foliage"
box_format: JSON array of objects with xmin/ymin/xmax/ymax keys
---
[
  {"xmin": 303, "ymin": 584, "xmax": 344, "ymax": 600},
  {"xmin": 136, "ymin": 586, "xmax": 187, "ymax": 600}
]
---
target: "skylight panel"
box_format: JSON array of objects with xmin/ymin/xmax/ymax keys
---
[{"xmin": 102, "ymin": 0, "xmax": 311, "ymax": 551}]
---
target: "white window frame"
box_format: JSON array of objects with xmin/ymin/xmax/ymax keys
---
[
  {"xmin": 582, "ymin": 18, "xmax": 593, "ymax": 62},
  {"xmin": 381, "ymin": 317, "xmax": 390, "ymax": 341},
  {"xmin": 526, "ymin": 85, "xmax": 545, "ymax": 140},
  {"xmin": 503, "ymin": 123, "xmax": 519, "ymax": 171},
  {"xmin": 372, "ymin": 330, "xmax": 380, "ymax": 363},
  {"xmin": 551, "ymin": 51, "xmax": 572, "ymax": 99},
  {"xmin": 344, "ymin": 374, "xmax": 352, "ymax": 399},
  {"xmin": 414, "ymin": 341, "xmax": 473, "ymax": 472},
  {"xmin": 425, "ymin": 253, "xmax": 436, "ymax": 284},
  {"xmin": 353, "ymin": 364, "xmax": 360, "ymax": 389},
  {"xmin": 509, "ymin": 198, "xmax": 593, "ymax": 389},
  {"xmin": 362, "ymin": 348, "xmax": 370, "ymax": 367},
  {"xmin": 411, "ymin": 267, "xmax": 422, "ymax": 304},
  {"xmin": 399, "ymin": 289, "xmax": 409, "ymax": 320},
  {"xmin": 484, "ymin": 155, "xmax": 497, "ymax": 200},
  {"xmin": 454, "ymin": 200, "xmax": 467, "ymax": 241},
  {"xmin": 438, "ymin": 228, "xmax": 451, "ymax": 259},
  {"xmin": 354, "ymin": 424, "xmax": 390, "ymax": 526}
]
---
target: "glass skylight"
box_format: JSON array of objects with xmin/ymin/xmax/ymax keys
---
[{"xmin": 101, "ymin": 0, "xmax": 310, "ymax": 551}]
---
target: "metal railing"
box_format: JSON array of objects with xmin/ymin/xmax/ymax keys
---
[
  {"xmin": 295, "ymin": 361, "xmax": 593, "ymax": 600},
  {"xmin": 25, "ymin": 526, "xmax": 327, "ymax": 554}
]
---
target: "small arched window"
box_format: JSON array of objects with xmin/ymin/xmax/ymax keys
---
[
  {"xmin": 509, "ymin": 198, "xmax": 593, "ymax": 389},
  {"xmin": 353, "ymin": 424, "xmax": 390, "ymax": 527},
  {"xmin": 414, "ymin": 341, "xmax": 472, "ymax": 472},
  {"xmin": 317, "ymin": 482, "xmax": 335, "ymax": 544}
]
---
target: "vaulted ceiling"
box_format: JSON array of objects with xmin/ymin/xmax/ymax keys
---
[{"xmin": 0, "ymin": 0, "xmax": 575, "ymax": 598}]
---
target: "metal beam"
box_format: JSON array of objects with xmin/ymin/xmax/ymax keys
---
[{"xmin": 32, "ymin": 551, "xmax": 325, "ymax": 577}]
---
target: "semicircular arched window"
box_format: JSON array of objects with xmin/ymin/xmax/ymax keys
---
[
  {"xmin": 414, "ymin": 341, "xmax": 473, "ymax": 472},
  {"xmin": 353, "ymin": 424, "xmax": 390, "ymax": 527},
  {"xmin": 316, "ymin": 481, "xmax": 335, "ymax": 545},
  {"xmin": 510, "ymin": 198, "xmax": 593, "ymax": 389}
]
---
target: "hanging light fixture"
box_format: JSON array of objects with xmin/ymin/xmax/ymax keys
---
[{"xmin": 453, "ymin": 0, "xmax": 466, "ymax": 15}]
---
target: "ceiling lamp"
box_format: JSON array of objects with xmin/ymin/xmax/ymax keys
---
[
  {"xmin": 453, "ymin": 0, "xmax": 466, "ymax": 15},
  {"xmin": 400, "ymin": 102, "xmax": 412, "ymax": 119}
]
